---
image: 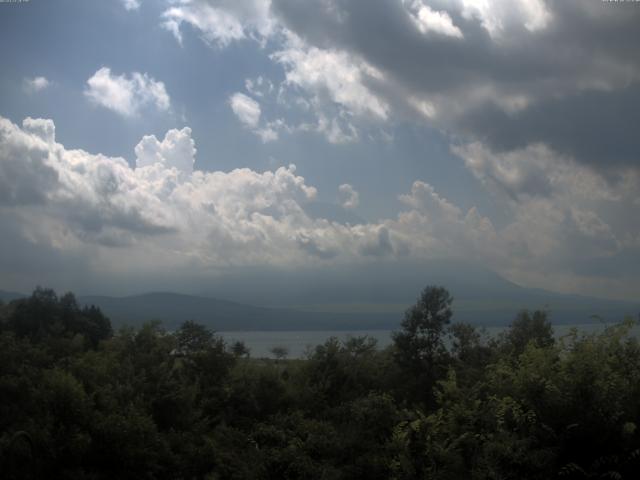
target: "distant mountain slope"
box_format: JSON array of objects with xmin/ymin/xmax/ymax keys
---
[
  {"xmin": 79, "ymin": 292, "xmax": 395, "ymax": 331},
  {"xmin": 199, "ymin": 260, "xmax": 639, "ymax": 326},
  {"xmin": 5, "ymin": 259, "xmax": 638, "ymax": 330},
  {"xmin": 0, "ymin": 290, "xmax": 25, "ymax": 303},
  {"xmin": 79, "ymin": 289, "xmax": 639, "ymax": 333}
]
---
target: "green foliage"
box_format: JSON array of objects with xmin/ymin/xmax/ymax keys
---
[
  {"xmin": 497, "ymin": 309, "xmax": 555, "ymax": 356},
  {"xmin": 392, "ymin": 286, "xmax": 453, "ymax": 406},
  {"xmin": 0, "ymin": 287, "xmax": 639, "ymax": 479}
]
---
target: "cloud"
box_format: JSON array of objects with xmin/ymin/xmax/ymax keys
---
[
  {"xmin": 459, "ymin": 0, "xmax": 551, "ymax": 38},
  {"xmin": 0, "ymin": 117, "xmax": 59, "ymax": 206},
  {"xmin": 451, "ymin": 141, "xmax": 630, "ymax": 203},
  {"xmin": 255, "ymin": 126, "xmax": 279, "ymax": 142},
  {"xmin": 121, "ymin": 0, "xmax": 140, "ymax": 11},
  {"xmin": 404, "ymin": 1, "xmax": 464, "ymax": 39},
  {"xmin": 161, "ymin": 0, "xmax": 274, "ymax": 47},
  {"xmin": 338, "ymin": 183, "xmax": 359, "ymax": 209},
  {"xmin": 245, "ymin": 76, "xmax": 274, "ymax": 98},
  {"xmin": 135, "ymin": 127, "xmax": 197, "ymax": 174},
  {"xmin": 273, "ymin": 41, "xmax": 389, "ymax": 121},
  {"xmin": 267, "ymin": 0, "xmax": 640, "ymax": 168},
  {"xmin": 162, "ymin": 1, "xmax": 640, "ymax": 164},
  {"xmin": 399, "ymin": 181, "xmax": 462, "ymax": 221},
  {"xmin": 451, "ymin": 139, "xmax": 639, "ymax": 295},
  {"xmin": 229, "ymin": 92, "xmax": 282, "ymax": 142},
  {"xmin": 1, "ymin": 115, "xmax": 639, "ymax": 300},
  {"xmin": 84, "ymin": 67, "xmax": 170, "ymax": 117},
  {"xmin": 359, "ymin": 226, "xmax": 394, "ymax": 257},
  {"xmin": 24, "ymin": 76, "xmax": 50, "ymax": 93},
  {"xmin": 229, "ymin": 92, "xmax": 261, "ymax": 128}
]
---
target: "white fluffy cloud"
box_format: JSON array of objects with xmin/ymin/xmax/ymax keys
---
[
  {"xmin": 1, "ymin": 115, "xmax": 638, "ymax": 299},
  {"xmin": 459, "ymin": 0, "xmax": 551, "ymax": 38},
  {"xmin": 24, "ymin": 76, "xmax": 50, "ymax": 93},
  {"xmin": 338, "ymin": 183, "xmax": 359, "ymax": 209},
  {"xmin": 404, "ymin": 1, "xmax": 464, "ymax": 38},
  {"xmin": 229, "ymin": 92, "xmax": 281, "ymax": 142},
  {"xmin": 0, "ymin": 115, "xmax": 483, "ymax": 271},
  {"xmin": 229, "ymin": 92, "xmax": 261, "ymax": 128},
  {"xmin": 84, "ymin": 67, "xmax": 170, "ymax": 117},
  {"xmin": 135, "ymin": 127, "xmax": 197, "ymax": 174},
  {"xmin": 273, "ymin": 42, "xmax": 389, "ymax": 121},
  {"xmin": 162, "ymin": 0, "xmax": 274, "ymax": 47}
]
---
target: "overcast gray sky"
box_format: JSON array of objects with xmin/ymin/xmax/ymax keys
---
[{"xmin": 0, "ymin": 0, "xmax": 639, "ymax": 301}]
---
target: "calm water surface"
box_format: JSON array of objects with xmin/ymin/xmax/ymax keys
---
[{"xmin": 220, "ymin": 323, "xmax": 637, "ymax": 358}]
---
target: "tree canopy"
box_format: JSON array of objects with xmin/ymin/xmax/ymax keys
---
[{"xmin": 1, "ymin": 286, "xmax": 638, "ymax": 479}]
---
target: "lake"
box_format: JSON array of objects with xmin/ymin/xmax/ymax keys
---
[{"xmin": 220, "ymin": 322, "xmax": 636, "ymax": 358}]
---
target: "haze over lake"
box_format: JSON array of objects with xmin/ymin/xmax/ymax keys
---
[{"xmin": 221, "ymin": 323, "xmax": 640, "ymax": 358}]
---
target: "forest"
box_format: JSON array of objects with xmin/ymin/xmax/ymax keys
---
[{"xmin": 1, "ymin": 286, "xmax": 639, "ymax": 479}]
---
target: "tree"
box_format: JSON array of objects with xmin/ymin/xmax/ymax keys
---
[
  {"xmin": 5, "ymin": 288, "xmax": 112, "ymax": 349},
  {"xmin": 270, "ymin": 346, "xmax": 289, "ymax": 361},
  {"xmin": 392, "ymin": 286, "xmax": 453, "ymax": 406},
  {"xmin": 231, "ymin": 340, "xmax": 250, "ymax": 358},
  {"xmin": 175, "ymin": 320, "xmax": 216, "ymax": 355},
  {"xmin": 499, "ymin": 309, "xmax": 554, "ymax": 356},
  {"xmin": 448, "ymin": 322, "xmax": 493, "ymax": 386}
]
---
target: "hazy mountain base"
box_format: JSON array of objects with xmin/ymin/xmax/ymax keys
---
[
  {"xmin": 4, "ymin": 261, "xmax": 637, "ymax": 330},
  {"xmin": 1, "ymin": 287, "xmax": 639, "ymax": 479},
  {"xmin": 78, "ymin": 291, "xmax": 638, "ymax": 331}
]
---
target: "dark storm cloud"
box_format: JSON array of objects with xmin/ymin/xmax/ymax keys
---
[
  {"xmin": 459, "ymin": 84, "xmax": 640, "ymax": 168},
  {"xmin": 271, "ymin": 0, "xmax": 640, "ymax": 169}
]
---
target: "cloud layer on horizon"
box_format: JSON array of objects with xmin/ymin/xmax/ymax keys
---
[{"xmin": 1, "ymin": 115, "xmax": 638, "ymax": 299}]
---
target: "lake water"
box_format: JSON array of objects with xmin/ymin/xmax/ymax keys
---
[{"xmin": 220, "ymin": 322, "xmax": 636, "ymax": 358}]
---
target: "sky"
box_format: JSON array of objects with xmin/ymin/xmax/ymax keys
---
[{"xmin": 0, "ymin": 0, "xmax": 639, "ymax": 302}]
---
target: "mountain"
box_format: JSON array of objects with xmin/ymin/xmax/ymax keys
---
[
  {"xmin": 79, "ymin": 287, "xmax": 638, "ymax": 333},
  {"xmin": 199, "ymin": 259, "xmax": 639, "ymax": 326},
  {"xmin": 5, "ymin": 260, "xmax": 638, "ymax": 330},
  {"xmin": 0, "ymin": 290, "xmax": 26, "ymax": 303},
  {"xmin": 79, "ymin": 292, "xmax": 394, "ymax": 331}
]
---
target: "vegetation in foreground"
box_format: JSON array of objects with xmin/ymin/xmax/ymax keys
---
[{"xmin": 1, "ymin": 286, "xmax": 639, "ymax": 479}]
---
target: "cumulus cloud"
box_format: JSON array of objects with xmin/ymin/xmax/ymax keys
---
[
  {"xmin": 84, "ymin": 67, "xmax": 170, "ymax": 117},
  {"xmin": 400, "ymin": 180, "xmax": 463, "ymax": 223},
  {"xmin": 135, "ymin": 127, "xmax": 196, "ymax": 174},
  {"xmin": 338, "ymin": 183, "xmax": 359, "ymax": 209},
  {"xmin": 0, "ymin": 115, "xmax": 477, "ymax": 273},
  {"xmin": 0, "ymin": 117, "xmax": 58, "ymax": 206},
  {"xmin": 1, "ymin": 115, "xmax": 638, "ymax": 299},
  {"xmin": 24, "ymin": 76, "xmax": 50, "ymax": 93}
]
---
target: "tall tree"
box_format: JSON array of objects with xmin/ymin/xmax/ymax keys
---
[{"xmin": 392, "ymin": 285, "xmax": 453, "ymax": 406}]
